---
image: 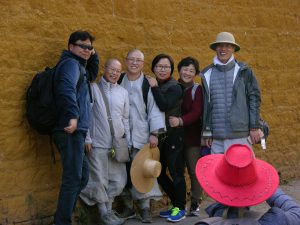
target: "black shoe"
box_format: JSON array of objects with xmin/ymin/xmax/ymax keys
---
[{"xmin": 188, "ymin": 201, "xmax": 200, "ymax": 217}]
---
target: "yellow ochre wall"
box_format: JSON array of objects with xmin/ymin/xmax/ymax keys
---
[{"xmin": 0, "ymin": 0, "xmax": 299, "ymax": 224}]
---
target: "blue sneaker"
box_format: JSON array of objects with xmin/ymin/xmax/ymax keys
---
[
  {"xmin": 159, "ymin": 205, "xmax": 174, "ymax": 218},
  {"xmin": 167, "ymin": 207, "xmax": 186, "ymax": 222}
]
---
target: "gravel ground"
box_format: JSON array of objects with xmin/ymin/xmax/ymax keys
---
[{"xmin": 124, "ymin": 180, "xmax": 300, "ymax": 225}]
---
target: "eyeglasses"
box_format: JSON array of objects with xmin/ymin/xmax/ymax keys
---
[
  {"xmin": 107, "ymin": 67, "xmax": 121, "ymax": 74},
  {"xmin": 126, "ymin": 57, "xmax": 144, "ymax": 64},
  {"xmin": 155, "ymin": 65, "xmax": 171, "ymax": 71},
  {"xmin": 73, "ymin": 43, "xmax": 94, "ymax": 51}
]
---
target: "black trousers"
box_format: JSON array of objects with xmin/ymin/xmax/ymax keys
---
[{"xmin": 158, "ymin": 128, "xmax": 186, "ymax": 210}]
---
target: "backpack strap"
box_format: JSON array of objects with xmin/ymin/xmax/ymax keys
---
[
  {"xmin": 142, "ymin": 76, "xmax": 150, "ymax": 112},
  {"xmin": 77, "ymin": 65, "xmax": 93, "ymax": 103},
  {"xmin": 54, "ymin": 58, "xmax": 85, "ymax": 95},
  {"xmin": 191, "ymin": 83, "xmax": 199, "ymax": 101},
  {"xmin": 117, "ymin": 72, "xmax": 125, "ymax": 84},
  {"xmin": 96, "ymin": 82, "xmax": 115, "ymax": 137},
  {"xmin": 118, "ymin": 72, "xmax": 150, "ymax": 112},
  {"xmin": 76, "ymin": 67, "xmax": 84, "ymax": 91}
]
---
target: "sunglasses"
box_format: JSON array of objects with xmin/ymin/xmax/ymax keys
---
[{"xmin": 73, "ymin": 43, "xmax": 93, "ymax": 51}]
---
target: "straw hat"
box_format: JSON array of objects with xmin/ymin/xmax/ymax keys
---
[
  {"xmin": 210, "ymin": 32, "xmax": 240, "ymax": 52},
  {"xmin": 196, "ymin": 144, "xmax": 279, "ymax": 207},
  {"xmin": 130, "ymin": 144, "xmax": 161, "ymax": 193}
]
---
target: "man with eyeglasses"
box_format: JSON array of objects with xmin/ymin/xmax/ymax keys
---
[
  {"xmin": 52, "ymin": 30, "xmax": 99, "ymax": 225},
  {"xmin": 117, "ymin": 49, "xmax": 165, "ymax": 223},
  {"xmin": 80, "ymin": 58, "xmax": 129, "ymax": 225},
  {"xmin": 201, "ymin": 32, "xmax": 261, "ymax": 154}
]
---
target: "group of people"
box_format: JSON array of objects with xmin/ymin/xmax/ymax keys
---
[{"xmin": 50, "ymin": 30, "xmax": 300, "ymax": 225}]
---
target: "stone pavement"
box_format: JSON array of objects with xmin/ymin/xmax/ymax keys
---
[{"xmin": 124, "ymin": 180, "xmax": 300, "ymax": 225}]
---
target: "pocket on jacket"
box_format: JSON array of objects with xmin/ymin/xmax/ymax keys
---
[{"xmin": 230, "ymin": 104, "xmax": 249, "ymax": 130}]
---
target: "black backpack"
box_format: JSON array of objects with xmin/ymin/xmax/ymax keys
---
[{"xmin": 26, "ymin": 59, "xmax": 83, "ymax": 135}]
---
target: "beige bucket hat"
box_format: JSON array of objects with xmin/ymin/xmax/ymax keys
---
[
  {"xmin": 130, "ymin": 143, "xmax": 162, "ymax": 193},
  {"xmin": 210, "ymin": 32, "xmax": 240, "ymax": 52}
]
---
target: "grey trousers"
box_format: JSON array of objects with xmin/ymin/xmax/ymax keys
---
[
  {"xmin": 211, "ymin": 137, "xmax": 252, "ymax": 154},
  {"xmin": 80, "ymin": 148, "xmax": 127, "ymax": 205}
]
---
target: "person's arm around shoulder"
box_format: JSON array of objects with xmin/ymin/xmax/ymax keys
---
[{"xmin": 146, "ymin": 76, "xmax": 182, "ymax": 112}]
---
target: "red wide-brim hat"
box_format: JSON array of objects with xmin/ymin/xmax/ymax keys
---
[{"xmin": 196, "ymin": 144, "xmax": 279, "ymax": 207}]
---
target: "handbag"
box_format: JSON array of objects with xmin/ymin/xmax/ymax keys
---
[{"xmin": 97, "ymin": 83, "xmax": 130, "ymax": 163}]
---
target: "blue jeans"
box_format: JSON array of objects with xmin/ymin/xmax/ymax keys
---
[{"xmin": 52, "ymin": 131, "xmax": 89, "ymax": 225}]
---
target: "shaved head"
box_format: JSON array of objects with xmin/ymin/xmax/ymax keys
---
[
  {"xmin": 126, "ymin": 49, "xmax": 144, "ymax": 60},
  {"xmin": 104, "ymin": 58, "xmax": 121, "ymax": 68}
]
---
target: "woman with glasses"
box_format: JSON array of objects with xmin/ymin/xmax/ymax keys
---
[{"xmin": 146, "ymin": 54, "xmax": 186, "ymax": 223}]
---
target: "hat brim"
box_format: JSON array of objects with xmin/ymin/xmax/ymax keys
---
[
  {"xmin": 196, "ymin": 155, "xmax": 279, "ymax": 207},
  {"xmin": 130, "ymin": 144, "xmax": 160, "ymax": 193},
  {"xmin": 210, "ymin": 42, "xmax": 240, "ymax": 52}
]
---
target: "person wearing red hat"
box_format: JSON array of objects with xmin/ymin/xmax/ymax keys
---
[{"xmin": 195, "ymin": 144, "xmax": 300, "ymax": 225}]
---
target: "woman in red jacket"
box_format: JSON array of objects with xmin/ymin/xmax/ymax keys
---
[{"xmin": 169, "ymin": 57, "xmax": 204, "ymax": 216}]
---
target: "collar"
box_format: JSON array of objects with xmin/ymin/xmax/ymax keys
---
[
  {"xmin": 61, "ymin": 50, "xmax": 87, "ymax": 67},
  {"xmin": 100, "ymin": 76, "xmax": 118, "ymax": 88},
  {"xmin": 157, "ymin": 76, "xmax": 172, "ymax": 85},
  {"xmin": 178, "ymin": 79, "xmax": 194, "ymax": 89},
  {"xmin": 214, "ymin": 55, "xmax": 235, "ymax": 66}
]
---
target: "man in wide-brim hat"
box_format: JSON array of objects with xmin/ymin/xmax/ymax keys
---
[
  {"xmin": 195, "ymin": 144, "xmax": 300, "ymax": 225},
  {"xmin": 201, "ymin": 32, "xmax": 262, "ymax": 154}
]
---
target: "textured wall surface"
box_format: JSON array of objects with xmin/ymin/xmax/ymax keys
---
[{"xmin": 0, "ymin": 0, "xmax": 299, "ymax": 224}]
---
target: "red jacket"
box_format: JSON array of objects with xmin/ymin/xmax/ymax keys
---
[{"xmin": 181, "ymin": 84, "xmax": 203, "ymax": 147}]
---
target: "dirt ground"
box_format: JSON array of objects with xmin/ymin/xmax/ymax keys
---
[{"xmin": 124, "ymin": 180, "xmax": 300, "ymax": 225}]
